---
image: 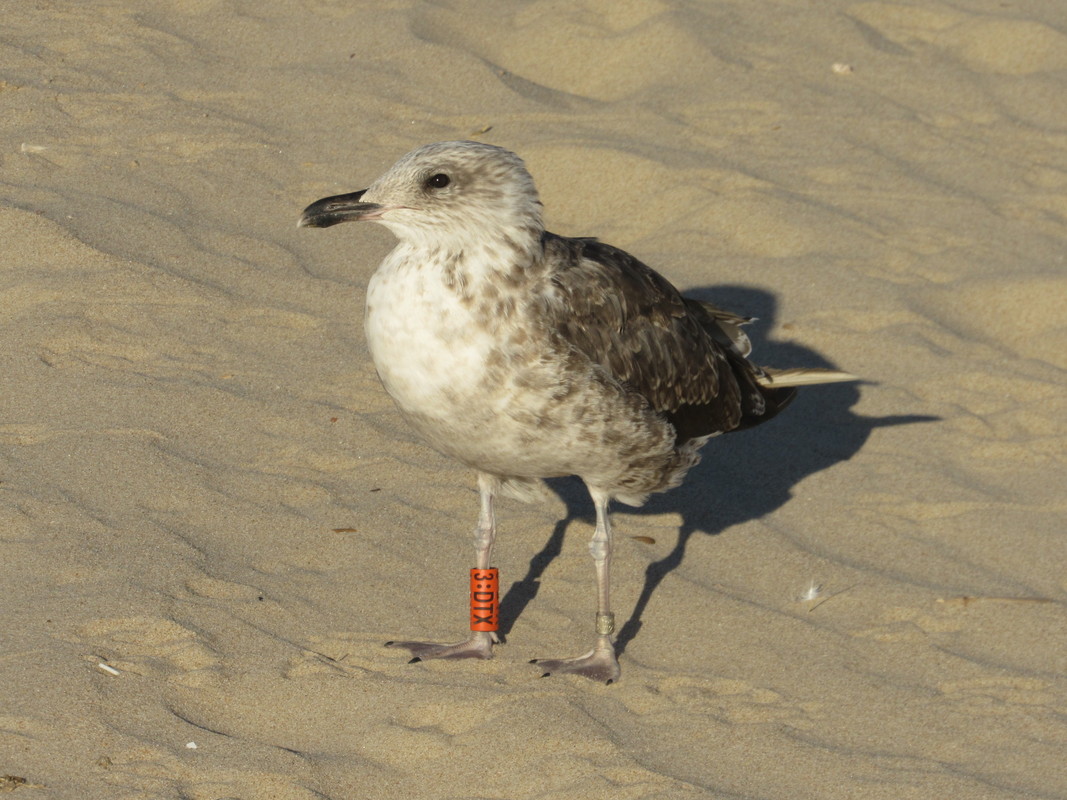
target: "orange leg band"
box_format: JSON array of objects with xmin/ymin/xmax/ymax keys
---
[{"xmin": 470, "ymin": 568, "xmax": 499, "ymax": 632}]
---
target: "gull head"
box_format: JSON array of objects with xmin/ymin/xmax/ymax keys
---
[{"xmin": 299, "ymin": 141, "xmax": 544, "ymax": 249}]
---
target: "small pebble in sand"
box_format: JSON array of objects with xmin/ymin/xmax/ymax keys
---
[{"xmin": 796, "ymin": 581, "xmax": 825, "ymax": 602}]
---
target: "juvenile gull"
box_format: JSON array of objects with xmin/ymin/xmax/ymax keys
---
[{"xmin": 299, "ymin": 141, "xmax": 852, "ymax": 683}]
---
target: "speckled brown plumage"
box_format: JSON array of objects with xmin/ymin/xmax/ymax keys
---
[
  {"xmin": 299, "ymin": 140, "xmax": 852, "ymax": 683},
  {"xmin": 535, "ymin": 233, "xmax": 796, "ymax": 443}
]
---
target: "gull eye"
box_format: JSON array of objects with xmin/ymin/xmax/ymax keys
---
[{"xmin": 426, "ymin": 173, "xmax": 451, "ymax": 189}]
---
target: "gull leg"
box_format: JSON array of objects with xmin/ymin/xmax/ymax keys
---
[
  {"xmin": 531, "ymin": 487, "xmax": 621, "ymax": 684},
  {"xmin": 386, "ymin": 473, "xmax": 499, "ymax": 662}
]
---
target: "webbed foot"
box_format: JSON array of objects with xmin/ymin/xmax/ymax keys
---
[
  {"xmin": 385, "ymin": 630, "xmax": 497, "ymax": 662},
  {"xmin": 530, "ymin": 635, "xmax": 619, "ymax": 684}
]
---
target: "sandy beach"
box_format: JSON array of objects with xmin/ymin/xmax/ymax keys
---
[{"xmin": 3, "ymin": 1, "xmax": 1066, "ymax": 798}]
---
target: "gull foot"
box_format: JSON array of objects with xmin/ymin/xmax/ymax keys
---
[
  {"xmin": 530, "ymin": 636, "xmax": 620, "ymax": 684},
  {"xmin": 385, "ymin": 630, "xmax": 496, "ymax": 663}
]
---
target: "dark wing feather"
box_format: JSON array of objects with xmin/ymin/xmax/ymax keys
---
[{"xmin": 540, "ymin": 234, "xmax": 794, "ymax": 441}]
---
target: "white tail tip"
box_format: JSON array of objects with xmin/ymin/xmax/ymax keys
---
[{"xmin": 756, "ymin": 367, "xmax": 858, "ymax": 388}]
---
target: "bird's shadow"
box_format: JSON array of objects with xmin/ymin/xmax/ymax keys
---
[{"xmin": 497, "ymin": 285, "xmax": 938, "ymax": 654}]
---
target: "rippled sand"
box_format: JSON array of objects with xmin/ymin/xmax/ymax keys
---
[{"xmin": 3, "ymin": 2, "xmax": 1065, "ymax": 798}]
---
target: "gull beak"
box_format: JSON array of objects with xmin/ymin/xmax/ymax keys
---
[{"xmin": 298, "ymin": 190, "xmax": 385, "ymax": 228}]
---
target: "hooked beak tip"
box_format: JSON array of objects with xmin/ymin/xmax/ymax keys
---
[{"xmin": 299, "ymin": 189, "xmax": 383, "ymax": 229}]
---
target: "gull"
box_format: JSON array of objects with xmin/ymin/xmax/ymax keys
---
[{"xmin": 299, "ymin": 141, "xmax": 852, "ymax": 683}]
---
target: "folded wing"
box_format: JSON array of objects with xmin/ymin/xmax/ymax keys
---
[{"xmin": 539, "ymin": 235, "xmax": 794, "ymax": 442}]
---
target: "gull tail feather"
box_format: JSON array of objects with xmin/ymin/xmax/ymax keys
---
[{"xmin": 756, "ymin": 367, "xmax": 857, "ymax": 388}]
